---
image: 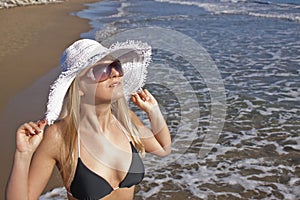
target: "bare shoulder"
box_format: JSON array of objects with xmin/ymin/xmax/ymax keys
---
[
  {"xmin": 43, "ymin": 120, "xmax": 65, "ymax": 144},
  {"xmin": 37, "ymin": 120, "xmax": 66, "ymax": 160}
]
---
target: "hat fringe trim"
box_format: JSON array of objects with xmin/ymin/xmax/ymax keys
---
[
  {"xmin": 45, "ymin": 40, "xmax": 151, "ymax": 125},
  {"xmin": 110, "ymin": 40, "xmax": 152, "ymax": 97},
  {"xmin": 46, "ymin": 71, "xmax": 76, "ymax": 125}
]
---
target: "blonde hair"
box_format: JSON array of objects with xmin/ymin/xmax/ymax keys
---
[{"xmin": 59, "ymin": 76, "xmax": 145, "ymax": 188}]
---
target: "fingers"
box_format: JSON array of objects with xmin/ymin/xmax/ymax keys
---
[
  {"xmin": 144, "ymin": 89, "xmax": 155, "ymax": 100},
  {"xmin": 21, "ymin": 123, "xmax": 36, "ymax": 135},
  {"xmin": 29, "ymin": 122, "xmax": 43, "ymax": 135},
  {"xmin": 131, "ymin": 92, "xmax": 143, "ymax": 105},
  {"xmin": 131, "ymin": 88, "xmax": 158, "ymax": 105},
  {"xmin": 131, "ymin": 89, "xmax": 149, "ymax": 107},
  {"xmin": 20, "ymin": 119, "xmax": 47, "ymax": 136},
  {"xmin": 137, "ymin": 88, "xmax": 150, "ymax": 101},
  {"xmin": 37, "ymin": 118, "xmax": 48, "ymax": 130}
]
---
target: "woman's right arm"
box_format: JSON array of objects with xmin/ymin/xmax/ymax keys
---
[{"xmin": 6, "ymin": 120, "xmax": 59, "ymax": 200}]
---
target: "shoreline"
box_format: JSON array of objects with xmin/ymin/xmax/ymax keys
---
[
  {"xmin": 0, "ymin": 0, "xmax": 99, "ymax": 197},
  {"xmin": 0, "ymin": 0, "xmax": 98, "ymax": 113}
]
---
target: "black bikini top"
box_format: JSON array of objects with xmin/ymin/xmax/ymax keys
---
[{"xmin": 69, "ymin": 123, "xmax": 144, "ymax": 200}]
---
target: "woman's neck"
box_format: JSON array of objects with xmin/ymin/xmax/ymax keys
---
[{"xmin": 79, "ymin": 103, "xmax": 114, "ymax": 135}]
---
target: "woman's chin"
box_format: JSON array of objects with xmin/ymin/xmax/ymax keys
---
[
  {"xmin": 111, "ymin": 91, "xmax": 125, "ymax": 102},
  {"xmin": 102, "ymin": 89, "xmax": 125, "ymax": 103}
]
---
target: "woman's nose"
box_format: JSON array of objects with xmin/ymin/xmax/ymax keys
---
[{"xmin": 110, "ymin": 67, "xmax": 121, "ymax": 78}]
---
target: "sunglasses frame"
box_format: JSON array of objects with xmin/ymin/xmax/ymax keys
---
[{"xmin": 86, "ymin": 60, "xmax": 123, "ymax": 82}]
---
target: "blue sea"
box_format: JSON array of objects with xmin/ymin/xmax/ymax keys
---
[{"xmin": 40, "ymin": 0, "xmax": 300, "ymax": 199}]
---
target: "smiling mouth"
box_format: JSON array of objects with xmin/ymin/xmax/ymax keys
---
[{"xmin": 109, "ymin": 81, "xmax": 121, "ymax": 88}]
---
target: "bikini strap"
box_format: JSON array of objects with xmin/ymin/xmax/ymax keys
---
[
  {"xmin": 112, "ymin": 115, "xmax": 131, "ymax": 142},
  {"xmin": 77, "ymin": 129, "xmax": 81, "ymax": 158}
]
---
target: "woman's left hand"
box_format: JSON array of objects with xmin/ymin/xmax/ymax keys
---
[{"xmin": 131, "ymin": 88, "xmax": 158, "ymax": 113}]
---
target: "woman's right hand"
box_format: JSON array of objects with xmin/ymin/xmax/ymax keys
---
[{"xmin": 16, "ymin": 119, "xmax": 47, "ymax": 154}]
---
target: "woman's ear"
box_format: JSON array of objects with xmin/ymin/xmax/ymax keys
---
[
  {"xmin": 77, "ymin": 78, "xmax": 85, "ymax": 97},
  {"xmin": 79, "ymin": 89, "xmax": 84, "ymax": 97}
]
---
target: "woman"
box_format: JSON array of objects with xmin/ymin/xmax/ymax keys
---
[{"xmin": 6, "ymin": 39, "xmax": 171, "ymax": 200}]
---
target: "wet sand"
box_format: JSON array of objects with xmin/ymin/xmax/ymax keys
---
[{"xmin": 0, "ymin": 0, "xmax": 99, "ymax": 197}]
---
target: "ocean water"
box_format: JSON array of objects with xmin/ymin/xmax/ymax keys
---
[{"xmin": 40, "ymin": 0, "xmax": 300, "ymax": 199}]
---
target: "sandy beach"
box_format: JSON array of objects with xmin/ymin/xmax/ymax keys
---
[{"xmin": 0, "ymin": 0, "xmax": 98, "ymax": 197}]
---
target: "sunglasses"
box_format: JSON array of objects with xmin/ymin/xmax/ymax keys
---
[{"xmin": 86, "ymin": 60, "xmax": 123, "ymax": 82}]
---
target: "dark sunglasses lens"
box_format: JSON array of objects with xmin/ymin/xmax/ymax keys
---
[
  {"xmin": 92, "ymin": 61, "xmax": 123, "ymax": 82},
  {"xmin": 93, "ymin": 65, "xmax": 110, "ymax": 82},
  {"xmin": 112, "ymin": 63, "xmax": 123, "ymax": 76}
]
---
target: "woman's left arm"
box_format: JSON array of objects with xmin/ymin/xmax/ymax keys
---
[{"xmin": 131, "ymin": 89, "xmax": 171, "ymax": 156}]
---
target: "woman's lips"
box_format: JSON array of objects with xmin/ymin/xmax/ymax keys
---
[{"xmin": 109, "ymin": 81, "xmax": 121, "ymax": 87}]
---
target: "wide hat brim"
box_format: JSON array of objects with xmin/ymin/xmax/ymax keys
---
[{"xmin": 45, "ymin": 40, "xmax": 151, "ymax": 125}]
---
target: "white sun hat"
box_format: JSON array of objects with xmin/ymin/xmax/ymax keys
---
[{"xmin": 45, "ymin": 39, "xmax": 151, "ymax": 125}]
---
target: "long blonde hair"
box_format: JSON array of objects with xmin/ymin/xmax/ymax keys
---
[{"xmin": 59, "ymin": 77, "xmax": 145, "ymax": 188}]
